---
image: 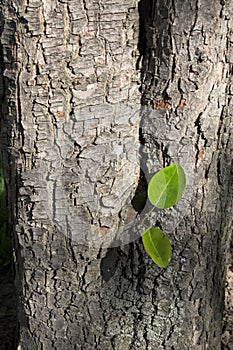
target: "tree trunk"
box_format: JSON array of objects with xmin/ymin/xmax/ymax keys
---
[{"xmin": 0, "ymin": 0, "xmax": 232, "ymax": 349}]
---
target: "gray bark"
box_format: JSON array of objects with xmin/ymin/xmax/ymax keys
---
[{"xmin": 0, "ymin": 0, "xmax": 232, "ymax": 349}]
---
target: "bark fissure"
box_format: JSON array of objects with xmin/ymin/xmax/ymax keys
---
[{"xmin": 0, "ymin": 0, "xmax": 232, "ymax": 349}]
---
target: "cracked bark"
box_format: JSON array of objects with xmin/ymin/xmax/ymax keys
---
[{"xmin": 0, "ymin": 0, "xmax": 232, "ymax": 349}]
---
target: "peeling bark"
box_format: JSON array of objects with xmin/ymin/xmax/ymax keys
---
[{"xmin": 0, "ymin": 0, "xmax": 232, "ymax": 349}]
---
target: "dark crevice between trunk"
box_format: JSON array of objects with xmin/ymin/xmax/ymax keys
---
[
  {"xmin": 137, "ymin": 0, "xmax": 154, "ymax": 106},
  {"xmin": 0, "ymin": 8, "xmax": 19, "ymax": 350},
  {"xmin": 138, "ymin": 0, "xmax": 174, "ymax": 107},
  {"xmin": 131, "ymin": 169, "xmax": 147, "ymax": 214}
]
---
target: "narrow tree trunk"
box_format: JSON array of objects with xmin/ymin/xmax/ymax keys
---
[{"xmin": 0, "ymin": 1, "xmax": 232, "ymax": 349}]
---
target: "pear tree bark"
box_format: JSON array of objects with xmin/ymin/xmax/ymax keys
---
[{"xmin": 0, "ymin": 0, "xmax": 232, "ymax": 349}]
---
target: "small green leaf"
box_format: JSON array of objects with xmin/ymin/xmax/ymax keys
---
[
  {"xmin": 142, "ymin": 227, "xmax": 172, "ymax": 268},
  {"xmin": 148, "ymin": 164, "xmax": 186, "ymax": 209}
]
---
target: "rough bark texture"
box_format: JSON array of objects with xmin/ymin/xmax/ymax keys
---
[
  {"xmin": 0, "ymin": 0, "xmax": 232, "ymax": 350},
  {"xmin": 222, "ymin": 236, "xmax": 233, "ymax": 349}
]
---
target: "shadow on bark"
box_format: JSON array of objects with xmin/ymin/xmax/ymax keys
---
[{"xmin": 0, "ymin": 9, "xmax": 19, "ymax": 350}]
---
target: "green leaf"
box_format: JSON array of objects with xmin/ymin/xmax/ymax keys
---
[
  {"xmin": 142, "ymin": 227, "xmax": 172, "ymax": 268},
  {"xmin": 148, "ymin": 164, "xmax": 186, "ymax": 209}
]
